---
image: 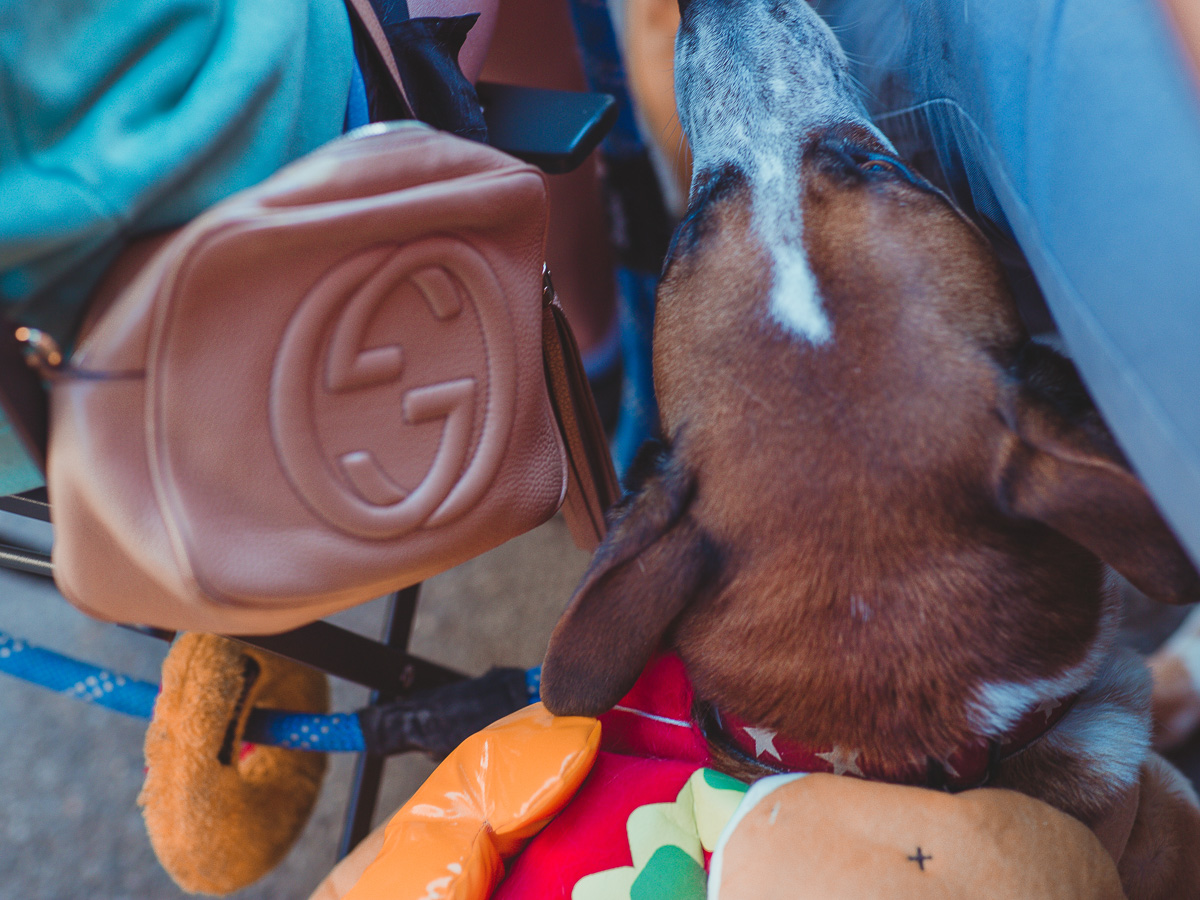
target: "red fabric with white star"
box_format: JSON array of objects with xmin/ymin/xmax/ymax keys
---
[
  {"xmin": 714, "ymin": 677, "xmax": 1077, "ymax": 789},
  {"xmin": 494, "ymin": 652, "xmax": 1079, "ymax": 898},
  {"xmin": 598, "ymin": 651, "xmax": 1077, "ymax": 790},
  {"xmin": 717, "ymin": 706, "xmax": 958, "ymax": 784}
]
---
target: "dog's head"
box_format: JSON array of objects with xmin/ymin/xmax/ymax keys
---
[{"xmin": 544, "ymin": 0, "xmax": 1199, "ymax": 756}]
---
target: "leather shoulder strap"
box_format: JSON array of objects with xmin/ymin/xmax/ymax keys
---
[{"xmin": 541, "ymin": 275, "xmax": 619, "ymax": 550}]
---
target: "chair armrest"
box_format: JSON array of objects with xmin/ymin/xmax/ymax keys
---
[{"xmin": 479, "ymin": 83, "xmax": 617, "ymax": 174}]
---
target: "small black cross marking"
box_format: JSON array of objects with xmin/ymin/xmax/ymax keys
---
[{"xmin": 908, "ymin": 847, "xmax": 932, "ymax": 871}]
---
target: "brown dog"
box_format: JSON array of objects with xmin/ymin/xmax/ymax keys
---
[{"xmin": 542, "ymin": 0, "xmax": 1200, "ymax": 895}]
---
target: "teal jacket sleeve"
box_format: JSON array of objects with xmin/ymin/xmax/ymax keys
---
[
  {"xmin": 0, "ymin": 0, "xmax": 354, "ymax": 341},
  {"xmin": 0, "ymin": 0, "xmax": 354, "ymax": 493}
]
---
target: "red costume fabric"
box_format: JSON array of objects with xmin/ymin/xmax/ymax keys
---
[
  {"xmin": 338, "ymin": 653, "xmax": 1111, "ymax": 900},
  {"xmin": 495, "ymin": 655, "xmax": 714, "ymax": 898}
]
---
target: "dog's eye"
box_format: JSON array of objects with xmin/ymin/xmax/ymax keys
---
[{"xmin": 859, "ymin": 158, "xmax": 898, "ymax": 175}]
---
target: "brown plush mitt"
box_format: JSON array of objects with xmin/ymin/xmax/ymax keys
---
[
  {"xmin": 140, "ymin": 633, "xmax": 329, "ymax": 895},
  {"xmin": 710, "ymin": 773, "xmax": 1126, "ymax": 900}
]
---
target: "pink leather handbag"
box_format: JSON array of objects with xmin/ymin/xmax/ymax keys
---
[{"xmin": 46, "ymin": 121, "xmax": 617, "ymax": 634}]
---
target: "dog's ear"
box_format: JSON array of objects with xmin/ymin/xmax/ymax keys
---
[
  {"xmin": 541, "ymin": 443, "xmax": 716, "ymax": 717},
  {"xmin": 997, "ymin": 343, "xmax": 1200, "ymax": 604}
]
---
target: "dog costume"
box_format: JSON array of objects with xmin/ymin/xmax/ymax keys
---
[{"xmin": 327, "ymin": 656, "xmax": 1124, "ymax": 900}]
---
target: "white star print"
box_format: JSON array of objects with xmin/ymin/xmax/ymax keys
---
[
  {"xmin": 742, "ymin": 726, "xmax": 783, "ymax": 761},
  {"xmin": 1035, "ymin": 697, "xmax": 1062, "ymax": 721},
  {"xmin": 816, "ymin": 745, "xmax": 864, "ymax": 777}
]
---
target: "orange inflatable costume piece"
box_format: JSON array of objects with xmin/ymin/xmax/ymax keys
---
[{"xmin": 343, "ymin": 704, "xmax": 601, "ymax": 900}]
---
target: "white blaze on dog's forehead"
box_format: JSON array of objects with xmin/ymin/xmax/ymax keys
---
[{"xmin": 675, "ymin": 0, "xmax": 893, "ymax": 343}]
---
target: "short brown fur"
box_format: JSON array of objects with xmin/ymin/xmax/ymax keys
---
[{"xmin": 541, "ymin": 5, "xmax": 1200, "ymax": 895}]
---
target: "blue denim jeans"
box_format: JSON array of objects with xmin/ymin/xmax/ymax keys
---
[{"xmin": 819, "ymin": 0, "xmax": 1200, "ymax": 564}]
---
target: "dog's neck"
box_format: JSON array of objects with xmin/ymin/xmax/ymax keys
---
[
  {"xmin": 698, "ymin": 692, "xmax": 1079, "ymax": 790},
  {"xmin": 600, "ymin": 649, "xmax": 1083, "ymax": 790}
]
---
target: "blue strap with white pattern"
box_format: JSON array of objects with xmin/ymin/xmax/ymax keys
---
[{"xmin": 0, "ymin": 630, "xmax": 543, "ymax": 752}]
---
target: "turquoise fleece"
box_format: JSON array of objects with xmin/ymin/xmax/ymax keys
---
[{"xmin": 0, "ymin": 0, "xmax": 354, "ymax": 492}]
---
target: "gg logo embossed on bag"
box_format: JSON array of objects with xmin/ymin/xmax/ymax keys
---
[
  {"xmin": 48, "ymin": 123, "xmax": 593, "ymax": 635},
  {"xmin": 271, "ymin": 239, "xmax": 515, "ymax": 540}
]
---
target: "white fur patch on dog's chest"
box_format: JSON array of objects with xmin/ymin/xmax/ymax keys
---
[{"xmin": 964, "ymin": 580, "xmax": 1149, "ymax": 790}]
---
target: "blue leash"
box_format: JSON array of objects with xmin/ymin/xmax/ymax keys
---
[
  {"xmin": 0, "ymin": 630, "xmax": 541, "ymax": 753},
  {"xmin": 0, "ymin": 631, "xmax": 159, "ymax": 719}
]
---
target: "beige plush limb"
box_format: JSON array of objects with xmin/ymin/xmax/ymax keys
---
[
  {"xmin": 1117, "ymin": 754, "xmax": 1200, "ymax": 900},
  {"xmin": 709, "ymin": 774, "xmax": 1126, "ymax": 900}
]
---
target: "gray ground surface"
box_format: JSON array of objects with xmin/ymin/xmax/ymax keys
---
[
  {"xmin": 0, "ymin": 512, "xmax": 588, "ymax": 900},
  {"xmin": 1, "ymin": 511, "xmax": 1197, "ymax": 899}
]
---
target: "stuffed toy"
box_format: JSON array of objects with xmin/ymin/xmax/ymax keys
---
[
  {"xmin": 140, "ymin": 633, "xmax": 329, "ymax": 895},
  {"xmin": 317, "ymin": 655, "xmax": 1126, "ymax": 900}
]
